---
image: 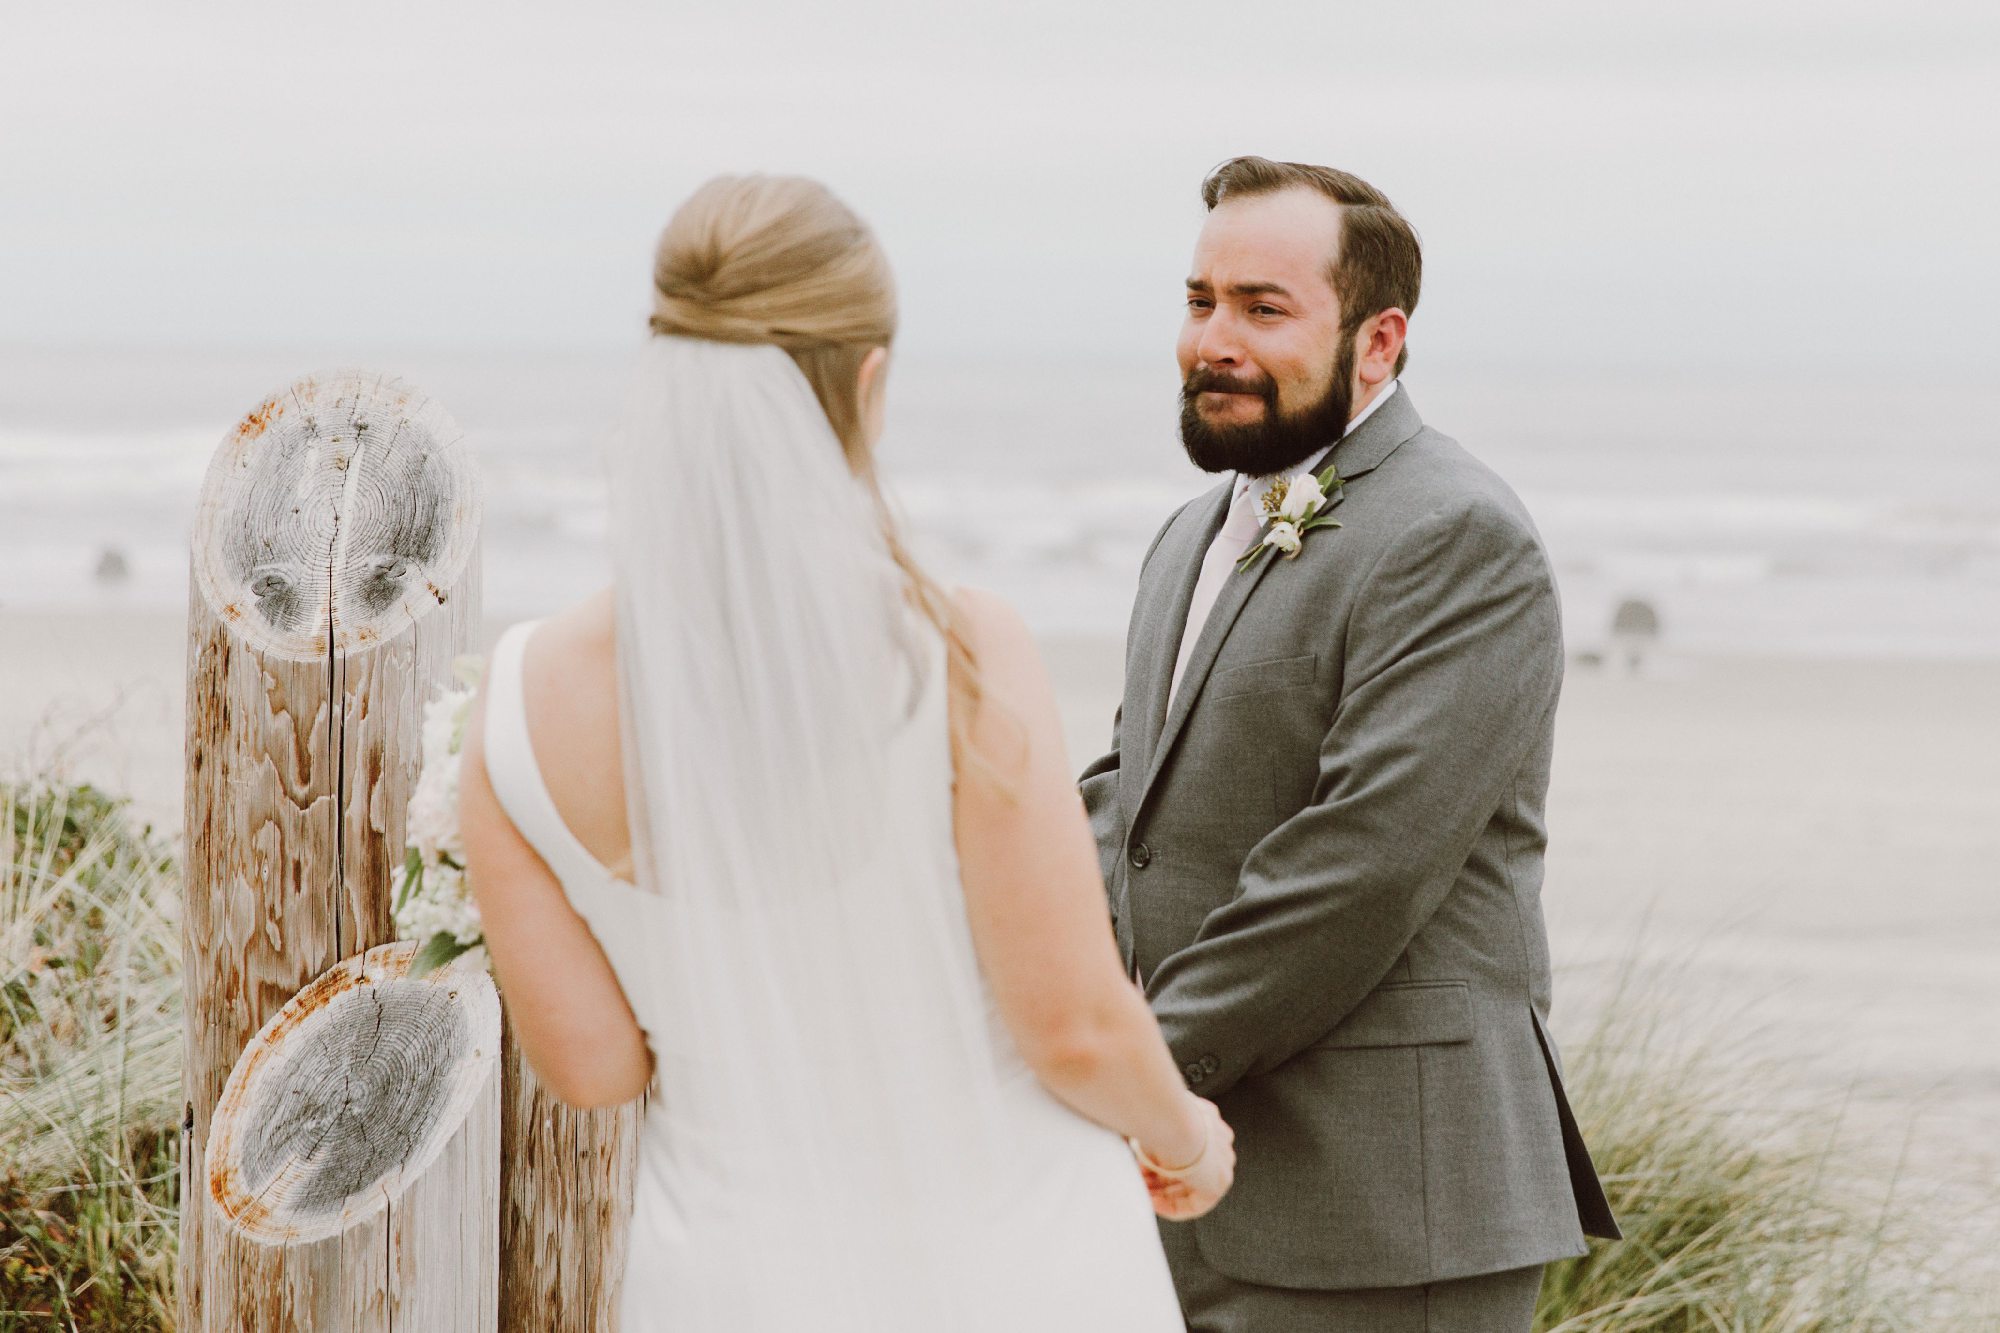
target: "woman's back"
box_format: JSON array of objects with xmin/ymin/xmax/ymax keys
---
[
  {"xmin": 483, "ymin": 609, "xmax": 1182, "ymax": 1330},
  {"xmin": 454, "ymin": 172, "xmax": 1221, "ymax": 1331}
]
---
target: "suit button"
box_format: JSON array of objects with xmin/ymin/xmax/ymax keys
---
[
  {"xmin": 1128, "ymin": 842, "xmax": 1153, "ymax": 870},
  {"xmin": 1201, "ymin": 1055, "xmax": 1219, "ymax": 1075},
  {"xmin": 1183, "ymin": 1063, "xmax": 1205, "ymax": 1085}
]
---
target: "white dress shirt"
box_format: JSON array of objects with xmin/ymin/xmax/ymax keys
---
[{"xmin": 1168, "ymin": 380, "xmax": 1399, "ymax": 704}]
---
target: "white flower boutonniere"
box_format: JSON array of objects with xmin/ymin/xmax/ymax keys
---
[
  {"xmin": 394, "ymin": 655, "xmax": 490, "ymax": 977},
  {"xmin": 1237, "ymin": 462, "xmax": 1345, "ymax": 573}
]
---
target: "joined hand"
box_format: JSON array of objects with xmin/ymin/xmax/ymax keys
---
[{"xmin": 1135, "ymin": 1096, "xmax": 1234, "ymax": 1221}]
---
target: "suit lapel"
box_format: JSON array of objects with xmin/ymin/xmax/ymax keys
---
[
  {"xmin": 1129, "ymin": 485, "xmax": 1229, "ymax": 783},
  {"xmin": 1132, "ymin": 385, "xmax": 1427, "ymax": 811},
  {"xmin": 1324, "ymin": 382, "xmax": 1423, "ymax": 483},
  {"xmin": 1139, "ymin": 484, "xmax": 1347, "ymax": 799}
]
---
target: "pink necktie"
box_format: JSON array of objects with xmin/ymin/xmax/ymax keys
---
[{"xmin": 1169, "ymin": 484, "xmax": 1265, "ymax": 706}]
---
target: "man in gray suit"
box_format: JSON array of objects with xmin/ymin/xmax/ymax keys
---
[{"xmin": 1083, "ymin": 157, "xmax": 1620, "ymax": 1330}]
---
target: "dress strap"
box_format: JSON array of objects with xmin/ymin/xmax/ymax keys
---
[{"xmin": 483, "ymin": 620, "xmax": 612, "ymax": 887}]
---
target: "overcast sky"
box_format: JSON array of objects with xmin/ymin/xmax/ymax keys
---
[{"xmin": 3, "ymin": 0, "xmax": 1995, "ymax": 375}]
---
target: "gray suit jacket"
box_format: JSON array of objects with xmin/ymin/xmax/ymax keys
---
[{"xmin": 1082, "ymin": 387, "xmax": 1619, "ymax": 1292}]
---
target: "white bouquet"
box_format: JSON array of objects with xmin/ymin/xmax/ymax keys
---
[{"xmin": 394, "ymin": 656, "xmax": 489, "ymax": 977}]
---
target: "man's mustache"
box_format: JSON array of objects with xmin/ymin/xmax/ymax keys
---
[{"xmin": 1183, "ymin": 368, "xmax": 1276, "ymax": 398}]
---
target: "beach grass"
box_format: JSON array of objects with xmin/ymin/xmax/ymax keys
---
[
  {"xmin": 1535, "ymin": 955, "xmax": 1995, "ymax": 1331},
  {"xmin": 1, "ymin": 781, "xmax": 180, "ymax": 1332},
  {"xmin": 1, "ymin": 774, "xmax": 1994, "ymax": 1331}
]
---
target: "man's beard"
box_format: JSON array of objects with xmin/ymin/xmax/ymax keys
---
[{"xmin": 1179, "ymin": 339, "xmax": 1356, "ymax": 477}]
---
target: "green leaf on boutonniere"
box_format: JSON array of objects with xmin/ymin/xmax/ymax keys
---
[
  {"xmin": 1234, "ymin": 463, "xmax": 1348, "ymax": 574},
  {"xmin": 1234, "ymin": 516, "xmax": 1343, "ymax": 574}
]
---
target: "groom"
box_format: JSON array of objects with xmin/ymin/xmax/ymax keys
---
[{"xmin": 1082, "ymin": 157, "xmax": 1620, "ymax": 1330}]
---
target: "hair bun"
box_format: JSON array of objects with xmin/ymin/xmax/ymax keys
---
[
  {"xmin": 648, "ymin": 175, "xmax": 895, "ymax": 352},
  {"xmin": 648, "ymin": 291, "xmax": 818, "ymax": 348}
]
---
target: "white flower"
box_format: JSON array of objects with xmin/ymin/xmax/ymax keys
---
[
  {"xmin": 396, "ymin": 670, "xmax": 490, "ymax": 966},
  {"xmin": 1238, "ymin": 467, "xmax": 1343, "ymax": 573},
  {"xmin": 407, "ymin": 687, "xmax": 476, "ymax": 861},
  {"xmin": 448, "ymin": 690, "xmax": 476, "ymax": 755},
  {"xmin": 1279, "ymin": 473, "xmax": 1325, "ymax": 522},
  {"xmin": 421, "ymin": 692, "xmax": 459, "ymax": 764},
  {"xmin": 395, "ymin": 860, "xmax": 484, "ymax": 945},
  {"xmin": 406, "ymin": 759, "xmax": 462, "ymax": 862}
]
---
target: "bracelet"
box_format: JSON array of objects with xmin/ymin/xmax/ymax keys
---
[{"xmin": 1132, "ymin": 1124, "xmax": 1208, "ymax": 1179}]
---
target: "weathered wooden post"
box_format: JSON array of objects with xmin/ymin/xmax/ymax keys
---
[
  {"xmin": 183, "ymin": 369, "xmax": 639, "ymax": 1330},
  {"xmin": 182, "ymin": 371, "xmax": 483, "ymax": 1328},
  {"xmin": 204, "ymin": 942, "xmax": 501, "ymax": 1329},
  {"xmin": 500, "ymin": 1055, "xmax": 640, "ymax": 1328}
]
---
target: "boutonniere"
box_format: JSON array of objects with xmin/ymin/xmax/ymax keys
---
[{"xmin": 1236, "ymin": 462, "xmax": 1345, "ymax": 573}]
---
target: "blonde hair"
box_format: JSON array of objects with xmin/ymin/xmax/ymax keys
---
[{"xmin": 649, "ymin": 175, "xmax": 982, "ymax": 742}]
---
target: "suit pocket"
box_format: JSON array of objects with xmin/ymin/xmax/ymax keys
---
[
  {"xmin": 1312, "ymin": 980, "xmax": 1473, "ymax": 1050},
  {"xmin": 1207, "ymin": 652, "xmax": 1317, "ymax": 701}
]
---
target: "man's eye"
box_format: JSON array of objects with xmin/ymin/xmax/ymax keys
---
[
  {"xmin": 1187, "ymin": 298, "xmax": 1212, "ymax": 312},
  {"xmin": 1251, "ymin": 304, "xmax": 1282, "ymax": 317}
]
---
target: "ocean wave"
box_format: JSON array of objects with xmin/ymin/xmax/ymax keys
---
[{"xmin": 6, "ymin": 426, "xmax": 2000, "ymax": 656}]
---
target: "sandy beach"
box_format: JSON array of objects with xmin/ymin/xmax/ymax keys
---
[{"xmin": 6, "ymin": 606, "xmax": 1998, "ymax": 1241}]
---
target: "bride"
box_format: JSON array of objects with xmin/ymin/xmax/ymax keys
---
[{"xmin": 456, "ymin": 174, "xmax": 1232, "ymax": 1329}]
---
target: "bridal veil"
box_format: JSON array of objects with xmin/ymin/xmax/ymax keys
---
[{"xmin": 599, "ymin": 335, "xmax": 1016, "ymax": 1317}]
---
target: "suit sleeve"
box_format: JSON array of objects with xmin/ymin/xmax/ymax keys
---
[
  {"xmin": 1079, "ymin": 503, "xmax": 1189, "ymax": 904},
  {"xmin": 1145, "ymin": 496, "xmax": 1564, "ymax": 1098},
  {"xmin": 1078, "ymin": 709, "xmax": 1126, "ymax": 900}
]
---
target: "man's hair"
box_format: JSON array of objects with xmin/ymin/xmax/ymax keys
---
[{"xmin": 1201, "ymin": 156, "xmax": 1421, "ymax": 375}]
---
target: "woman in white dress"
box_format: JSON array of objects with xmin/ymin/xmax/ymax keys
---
[{"xmin": 456, "ymin": 175, "xmax": 1232, "ymax": 1330}]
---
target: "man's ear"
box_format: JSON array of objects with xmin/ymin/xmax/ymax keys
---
[{"xmin": 1358, "ymin": 309, "xmax": 1407, "ymax": 388}]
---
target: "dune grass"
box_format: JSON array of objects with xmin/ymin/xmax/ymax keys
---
[
  {"xmin": 1, "ymin": 775, "xmax": 1994, "ymax": 1331},
  {"xmin": 2, "ymin": 781, "xmax": 181, "ymax": 1332},
  {"xmin": 1535, "ymin": 956, "xmax": 1994, "ymax": 1331}
]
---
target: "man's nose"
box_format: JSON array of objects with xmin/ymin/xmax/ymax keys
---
[{"xmin": 1196, "ymin": 312, "xmax": 1243, "ymax": 367}]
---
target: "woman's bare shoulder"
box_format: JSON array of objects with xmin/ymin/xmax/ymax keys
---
[
  {"xmin": 945, "ymin": 587, "xmax": 1061, "ymax": 780},
  {"xmin": 948, "ymin": 587, "xmax": 1044, "ymax": 690},
  {"xmin": 513, "ymin": 587, "xmax": 628, "ymax": 864},
  {"xmin": 525, "ymin": 586, "xmax": 617, "ymax": 665}
]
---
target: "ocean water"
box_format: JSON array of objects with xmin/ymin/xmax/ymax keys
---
[{"xmin": 2, "ymin": 345, "xmax": 1997, "ymax": 657}]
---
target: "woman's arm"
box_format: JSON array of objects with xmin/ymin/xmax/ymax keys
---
[
  {"xmin": 949, "ymin": 590, "xmax": 1231, "ymax": 1210},
  {"xmin": 458, "ymin": 687, "xmax": 652, "ymax": 1108}
]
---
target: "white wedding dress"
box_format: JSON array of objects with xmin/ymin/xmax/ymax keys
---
[{"xmin": 480, "ymin": 608, "xmax": 1184, "ymax": 1320}]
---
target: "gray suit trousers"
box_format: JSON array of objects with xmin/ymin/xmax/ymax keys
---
[{"xmin": 1160, "ymin": 1222, "xmax": 1541, "ymax": 1332}]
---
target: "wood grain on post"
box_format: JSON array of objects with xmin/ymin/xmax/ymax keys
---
[
  {"xmin": 500, "ymin": 1039, "xmax": 641, "ymax": 1330},
  {"xmin": 181, "ymin": 371, "xmax": 481, "ymax": 1329},
  {"xmin": 182, "ymin": 370, "xmax": 640, "ymax": 1329},
  {"xmin": 203, "ymin": 942, "xmax": 501, "ymax": 1330}
]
